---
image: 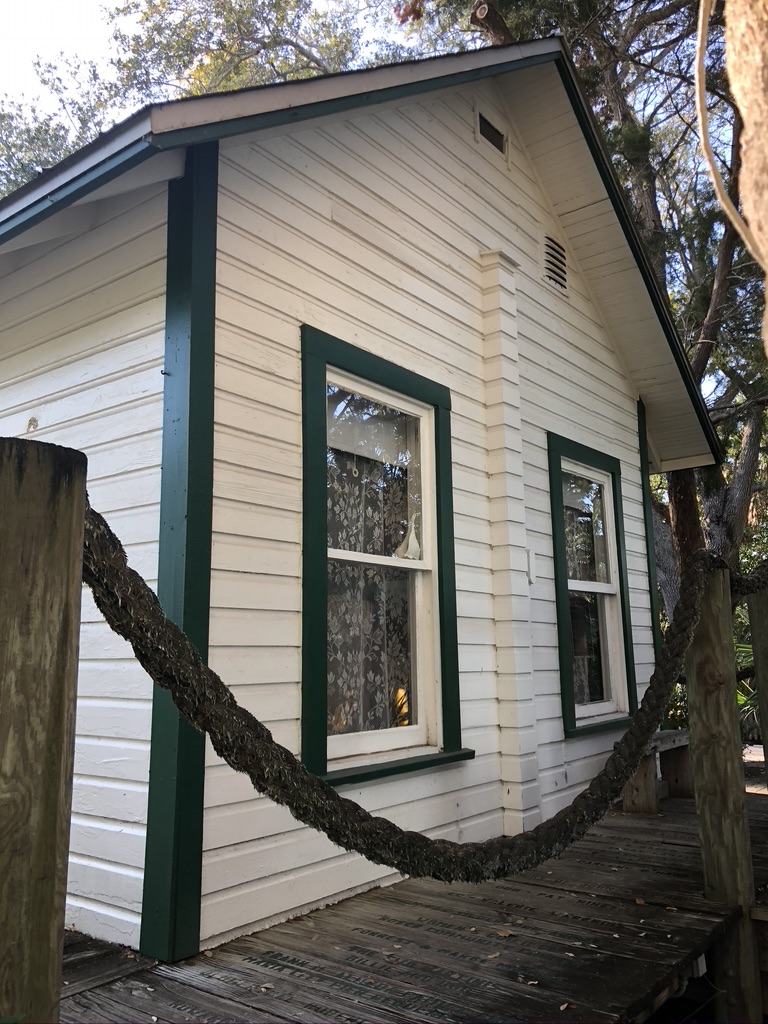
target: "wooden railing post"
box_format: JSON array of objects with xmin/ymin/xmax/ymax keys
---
[
  {"xmin": 685, "ymin": 567, "xmax": 762, "ymax": 1022},
  {"xmin": 0, "ymin": 438, "xmax": 87, "ymax": 1024},
  {"xmin": 746, "ymin": 588, "xmax": 768, "ymax": 766}
]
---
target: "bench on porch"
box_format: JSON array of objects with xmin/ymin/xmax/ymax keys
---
[{"xmin": 622, "ymin": 729, "xmax": 693, "ymax": 813}]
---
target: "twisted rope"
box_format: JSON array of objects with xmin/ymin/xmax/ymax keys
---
[{"xmin": 81, "ymin": 504, "xmax": 766, "ymax": 882}]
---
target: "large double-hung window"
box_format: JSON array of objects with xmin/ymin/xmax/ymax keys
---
[
  {"xmin": 302, "ymin": 326, "xmax": 472, "ymax": 784},
  {"xmin": 548, "ymin": 434, "xmax": 637, "ymax": 736}
]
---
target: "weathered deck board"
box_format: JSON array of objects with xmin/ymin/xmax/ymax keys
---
[{"xmin": 60, "ymin": 795, "xmax": 768, "ymax": 1023}]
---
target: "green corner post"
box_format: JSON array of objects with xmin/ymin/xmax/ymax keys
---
[{"xmin": 140, "ymin": 141, "xmax": 219, "ymax": 961}]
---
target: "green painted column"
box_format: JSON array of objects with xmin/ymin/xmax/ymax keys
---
[{"xmin": 140, "ymin": 141, "xmax": 218, "ymax": 962}]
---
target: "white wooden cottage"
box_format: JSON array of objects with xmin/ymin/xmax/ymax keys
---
[{"xmin": 0, "ymin": 39, "xmax": 719, "ymax": 960}]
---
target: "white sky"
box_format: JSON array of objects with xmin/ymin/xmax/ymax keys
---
[{"xmin": 0, "ymin": 0, "xmax": 115, "ymax": 105}]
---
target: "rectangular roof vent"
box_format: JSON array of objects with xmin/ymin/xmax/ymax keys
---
[
  {"xmin": 478, "ymin": 113, "xmax": 506, "ymax": 155},
  {"xmin": 543, "ymin": 235, "xmax": 567, "ymax": 291}
]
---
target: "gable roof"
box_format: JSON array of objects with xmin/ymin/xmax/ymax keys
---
[{"xmin": 0, "ymin": 39, "xmax": 720, "ymax": 470}]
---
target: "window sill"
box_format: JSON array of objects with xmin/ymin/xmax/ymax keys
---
[
  {"xmin": 321, "ymin": 747, "xmax": 475, "ymax": 787},
  {"xmin": 564, "ymin": 714, "xmax": 634, "ymax": 739}
]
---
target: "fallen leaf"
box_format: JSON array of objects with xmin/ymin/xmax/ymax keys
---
[
  {"xmin": 63, "ymin": 982, "xmax": 69, "ymax": 986},
  {"xmin": 635, "ymin": 898, "xmax": 646, "ymax": 906},
  {"xmin": 470, "ymin": 927, "xmax": 476, "ymax": 932},
  {"xmin": 666, "ymin": 906, "xmax": 677, "ymax": 911},
  {"xmin": 260, "ymin": 983, "xmax": 274, "ymax": 992},
  {"xmin": 613, "ymin": 934, "xmax": 620, "ymax": 939},
  {"xmin": 515, "ymin": 919, "xmax": 524, "ymax": 924},
  {"xmin": 393, "ymin": 944, "xmax": 402, "ymax": 949},
  {"xmin": 203, "ymin": 950, "xmax": 213, "ymax": 958},
  {"xmin": 560, "ymin": 1003, "xmax": 569, "ymax": 1011},
  {"xmin": 496, "ymin": 930, "xmax": 513, "ymax": 938},
  {"xmin": 564, "ymin": 952, "xmax": 575, "ymax": 957},
  {"xmin": 126, "ymin": 952, "xmax": 135, "ymax": 959},
  {"xmin": 146, "ymin": 988, "xmax": 154, "ymax": 993},
  {"xmin": 151, "ymin": 1017, "xmax": 158, "ymax": 1023},
  {"xmin": 560, "ymin": 1003, "xmax": 576, "ymax": 1011},
  {"xmin": 639, "ymin": 932, "xmax": 647, "ymax": 937},
  {"xmin": 527, "ymin": 980, "xmax": 538, "ymax": 986},
  {"xmin": 487, "ymin": 952, "xmax": 501, "ymax": 959}
]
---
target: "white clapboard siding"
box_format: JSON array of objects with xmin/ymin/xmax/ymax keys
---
[
  {"xmin": 0, "ymin": 182, "xmax": 168, "ymax": 946},
  {"xmin": 193, "ymin": 76, "xmax": 658, "ymax": 945},
  {"xmin": 188, "ymin": 77, "xmax": 564, "ymax": 945}
]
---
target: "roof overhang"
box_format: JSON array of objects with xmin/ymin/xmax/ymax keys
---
[{"xmin": 0, "ymin": 39, "xmax": 720, "ymax": 470}]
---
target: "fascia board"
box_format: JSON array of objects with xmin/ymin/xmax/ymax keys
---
[
  {"xmin": 146, "ymin": 40, "xmax": 563, "ymax": 142},
  {"xmin": 0, "ymin": 116, "xmax": 155, "ymax": 247},
  {"xmin": 548, "ymin": 56, "xmax": 722, "ymax": 465}
]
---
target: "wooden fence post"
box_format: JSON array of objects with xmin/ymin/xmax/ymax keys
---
[
  {"xmin": 746, "ymin": 588, "xmax": 768, "ymax": 766},
  {"xmin": 0, "ymin": 438, "xmax": 87, "ymax": 1024},
  {"xmin": 685, "ymin": 567, "xmax": 762, "ymax": 1022}
]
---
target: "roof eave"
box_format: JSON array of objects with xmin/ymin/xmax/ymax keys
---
[{"xmin": 549, "ymin": 55, "xmax": 722, "ymax": 465}]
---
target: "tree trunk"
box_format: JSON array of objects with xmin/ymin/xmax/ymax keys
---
[
  {"xmin": 685, "ymin": 568, "xmax": 761, "ymax": 1022},
  {"xmin": 0, "ymin": 438, "xmax": 87, "ymax": 1024}
]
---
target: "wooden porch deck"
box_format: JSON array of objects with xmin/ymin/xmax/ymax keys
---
[{"xmin": 61, "ymin": 793, "xmax": 768, "ymax": 1024}]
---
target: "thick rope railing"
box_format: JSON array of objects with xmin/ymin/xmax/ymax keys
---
[{"xmin": 81, "ymin": 500, "xmax": 768, "ymax": 883}]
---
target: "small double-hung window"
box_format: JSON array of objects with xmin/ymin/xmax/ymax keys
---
[
  {"xmin": 325, "ymin": 378, "xmax": 432, "ymax": 756},
  {"xmin": 548, "ymin": 434, "xmax": 637, "ymax": 736},
  {"xmin": 302, "ymin": 326, "xmax": 472, "ymax": 784}
]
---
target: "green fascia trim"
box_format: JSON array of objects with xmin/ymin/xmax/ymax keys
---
[
  {"xmin": 149, "ymin": 52, "xmax": 557, "ymax": 151},
  {"xmin": 323, "ymin": 748, "xmax": 475, "ymax": 788},
  {"xmin": 637, "ymin": 401, "xmax": 663, "ymax": 657},
  {"xmin": 140, "ymin": 141, "xmax": 219, "ymax": 963},
  {"xmin": 0, "ymin": 141, "xmax": 154, "ymax": 247},
  {"xmin": 552, "ymin": 61, "xmax": 722, "ymax": 465},
  {"xmin": 547, "ymin": 433, "xmax": 637, "ymax": 738},
  {"xmin": 301, "ymin": 324, "xmax": 468, "ymax": 779}
]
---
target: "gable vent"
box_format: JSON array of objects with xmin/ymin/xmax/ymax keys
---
[
  {"xmin": 478, "ymin": 113, "xmax": 506, "ymax": 154},
  {"xmin": 543, "ymin": 235, "xmax": 567, "ymax": 291}
]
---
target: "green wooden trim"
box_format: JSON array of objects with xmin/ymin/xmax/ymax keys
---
[
  {"xmin": 149, "ymin": 51, "xmax": 557, "ymax": 151},
  {"xmin": 553, "ymin": 60, "xmax": 721, "ymax": 465},
  {"xmin": 300, "ymin": 325, "xmax": 467, "ymax": 780},
  {"xmin": 140, "ymin": 142, "xmax": 219, "ymax": 962},
  {"xmin": 563, "ymin": 716, "xmax": 634, "ymax": 740},
  {"xmin": 547, "ymin": 433, "xmax": 637, "ymax": 738},
  {"xmin": 301, "ymin": 348, "xmax": 329, "ymax": 776},
  {"xmin": 0, "ymin": 141, "xmax": 153, "ymax": 247},
  {"xmin": 637, "ymin": 401, "xmax": 663, "ymax": 657},
  {"xmin": 323, "ymin": 748, "xmax": 475, "ymax": 788}
]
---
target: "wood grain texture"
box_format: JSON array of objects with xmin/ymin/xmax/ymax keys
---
[
  {"xmin": 0, "ymin": 438, "xmax": 87, "ymax": 1023},
  {"xmin": 61, "ymin": 796, "xmax": 768, "ymax": 1024}
]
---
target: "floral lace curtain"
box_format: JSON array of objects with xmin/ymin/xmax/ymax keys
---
[{"xmin": 326, "ymin": 386, "xmax": 418, "ymax": 736}]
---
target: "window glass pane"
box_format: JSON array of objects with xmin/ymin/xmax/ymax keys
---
[
  {"xmin": 327, "ymin": 559, "xmax": 414, "ymax": 735},
  {"xmin": 569, "ymin": 591, "xmax": 607, "ymax": 704},
  {"xmin": 327, "ymin": 385, "xmax": 421, "ymax": 558},
  {"xmin": 562, "ymin": 472, "xmax": 608, "ymax": 582}
]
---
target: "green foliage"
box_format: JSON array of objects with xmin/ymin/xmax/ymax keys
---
[
  {"xmin": 108, "ymin": 0, "xmax": 365, "ymax": 103},
  {"xmin": 664, "ymin": 682, "xmax": 688, "ymax": 730}
]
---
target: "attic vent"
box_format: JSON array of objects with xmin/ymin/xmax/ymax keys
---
[
  {"xmin": 543, "ymin": 236, "xmax": 567, "ymax": 291},
  {"xmin": 478, "ymin": 113, "xmax": 506, "ymax": 154}
]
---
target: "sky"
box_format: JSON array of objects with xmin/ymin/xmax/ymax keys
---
[{"xmin": 0, "ymin": 0, "xmax": 115, "ymax": 105}]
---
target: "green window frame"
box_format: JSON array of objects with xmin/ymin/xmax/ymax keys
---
[
  {"xmin": 301, "ymin": 325, "xmax": 473, "ymax": 786},
  {"xmin": 547, "ymin": 433, "xmax": 637, "ymax": 738}
]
